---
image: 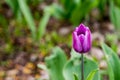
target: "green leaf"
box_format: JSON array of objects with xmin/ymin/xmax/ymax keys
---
[
  {"xmin": 86, "ymin": 69, "xmax": 99, "ymax": 80},
  {"xmin": 102, "ymin": 43, "xmax": 120, "ymax": 80},
  {"xmin": 98, "ymin": 0, "xmax": 107, "ymax": 14},
  {"xmin": 70, "ymin": 0, "xmax": 98, "ymax": 25},
  {"xmin": 73, "ymin": 73, "xmax": 79, "ymax": 80},
  {"xmin": 37, "ymin": 3, "xmax": 64, "ymax": 40},
  {"xmin": 18, "ymin": 0, "xmax": 36, "ymax": 39},
  {"xmin": 60, "ymin": 0, "xmax": 78, "ymax": 19},
  {"xmin": 37, "ymin": 64, "xmax": 47, "ymax": 71},
  {"xmin": 45, "ymin": 47, "xmax": 67, "ymax": 80},
  {"xmin": 110, "ymin": 1, "xmax": 120, "ymax": 30},
  {"xmin": 5, "ymin": 0, "xmax": 19, "ymax": 15},
  {"xmin": 51, "ymin": 4, "xmax": 64, "ymax": 19},
  {"xmin": 63, "ymin": 50, "xmax": 100, "ymax": 80},
  {"xmin": 114, "ymin": 0, "xmax": 120, "ymax": 7},
  {"xmin": 37, "ymin": 7, "xmax": 50, "ymax": 40}
]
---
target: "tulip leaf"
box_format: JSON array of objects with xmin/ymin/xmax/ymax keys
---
[
  {"xmin": 102, "ymin": 43, "xmax": 120, "ymax": 80},
  {"xmin": 45, "ymin": 47, "xmax": 67, "ymax": 80},
  {"xmin": 63, "ymin": 50, "xmax": 100, "ymax": 80},
  {"xmin": 98, "ymin": 0, "xmax": 107, "ymax": 14},
  {"xmin": 73, "ymin": 73, "xmax": 79, "ymax": 80},
  {"xmin": 110, "ymin": 1, "xmax": 120, "ymax": 30},
  {"xmin": 50, "ymin": 4, "xmax": 64, "ymax": 20},
  {"xmin": 70, "ymin": 0, "xmax": 98, "ymax": 25},
  {"xmin": 18, "ymin": 0, "xmax": 36, "ymax": 39},
  {"xmin": 5, "ymin": 0, "xmax": 19, "ymax": 15},
  {"xmin": 59, "ymin": 0, "xmax": 79, "ymax": 19},
  {"xmin": 37, "ymin": 64, "xmax": 47, "ymax": 71},
  {"xmin": 37, "ymin": 3, "xmax": 64, "ymax": 40},
  {"xmin": 86, "ymin": 69, "xmax": 99, "ymax": 80},
  {"xmin": 37, "ymin": 8, "xmax": 51, "ymax": 40}
]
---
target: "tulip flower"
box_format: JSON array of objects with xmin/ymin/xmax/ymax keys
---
[
  {"xmin": 72, "ymin": 23, "xmax": 92, "ymax": 80},
  {"xmin": 72, "ymin": 23, "xmax": 92, "ymax": 53}
]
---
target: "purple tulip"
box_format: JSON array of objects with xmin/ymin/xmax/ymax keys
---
[{"xmin": 72, "ymin": 23, "xmax": 92, "ymax": 53}]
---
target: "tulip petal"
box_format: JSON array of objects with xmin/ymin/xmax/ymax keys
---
[
  {"xmin": 72, "ymin": 31, "xmax": 82, "ymax": 52},
  {"xmin": 83, "ymin": 28, "xmax": 91, "ymax": 52},
  {"xmin": 77, "ymin": 24, "xmax": 86, "ymax": 35},
  {"xmin": 79, "ymin": 34, "xmax": 85, "ymax": 50}
]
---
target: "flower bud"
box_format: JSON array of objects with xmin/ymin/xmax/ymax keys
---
[{"xmin": 72, "ymin": 23, "xmax": 92, "ymax": 53}]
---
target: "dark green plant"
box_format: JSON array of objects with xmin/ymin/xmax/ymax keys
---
[
  {"xmin": 109, "ymin": 1, "xmax": 120, "ymax": 30},
  {"xmin": 57, "ymin": 0, "xmax": 98, "ymax": 25},
  {"xmin": 69, "ymin": 0, "xmax": 98, "ymax": 25}
]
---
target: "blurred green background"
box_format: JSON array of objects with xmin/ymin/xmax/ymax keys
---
[{"xmin": 0, "ymin": 0, "xmax": 120, "ymax": 80}]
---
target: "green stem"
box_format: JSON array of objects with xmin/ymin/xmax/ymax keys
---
[{"xmin": 81, "ymin": 54, "xmax": 84, "ymax": 80}]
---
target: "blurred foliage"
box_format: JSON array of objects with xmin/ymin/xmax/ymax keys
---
[
  {"xmin": 0, "ymin": 0, "xmax": 120, "ymax": 80},
  {"xmin": 3, "ymin": 0, "xmax": 120, "ymax": 41},
  {"xmin": 105, "ymin": 33, "xmax": 118, "ymax": 52},
  {"xmin": 98, "ymin": 0, "xmax": 107, "ymax": 15},
  {"xmin": 110, "ymin": 1, "xmax": 120, "ymax": 30},
  {"xmin": 5, "ymin": 0, "xmax": 19, "ymax": 15},
  {"xmin": 18, "ymin": 0, "xmax": 36, "ymax": 39},
  {"xmin": 69, "ymin": 0, "xmax": 98, "ymax": 25},
  {"xmin": 5, "ymin": 0, "xmax": 99, "ymax": 41},
  {"xmin": 45, "ymin": 47, "xmax": 67, "ymax": 80},
  {"xmin": 45, "ymin": 0, "xmax": 99, "ymax": 25},
  {"xmin": 39, "ymin": 31, "xmax": 72, "ymax": 55},
  {"xmin": 5, "ymin": 0, "xmax": 49, "ymax": 41},
  {"xmin": 102, "ymin": 43, "xmax": 120, "ymax": 80},
  {"xmin": 0, "ymin": 14, "xmax": 9, "ymax": 41},
  {"xmin": 0, "ymin": 0, "xmax": 120, "ymax": 56}
]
